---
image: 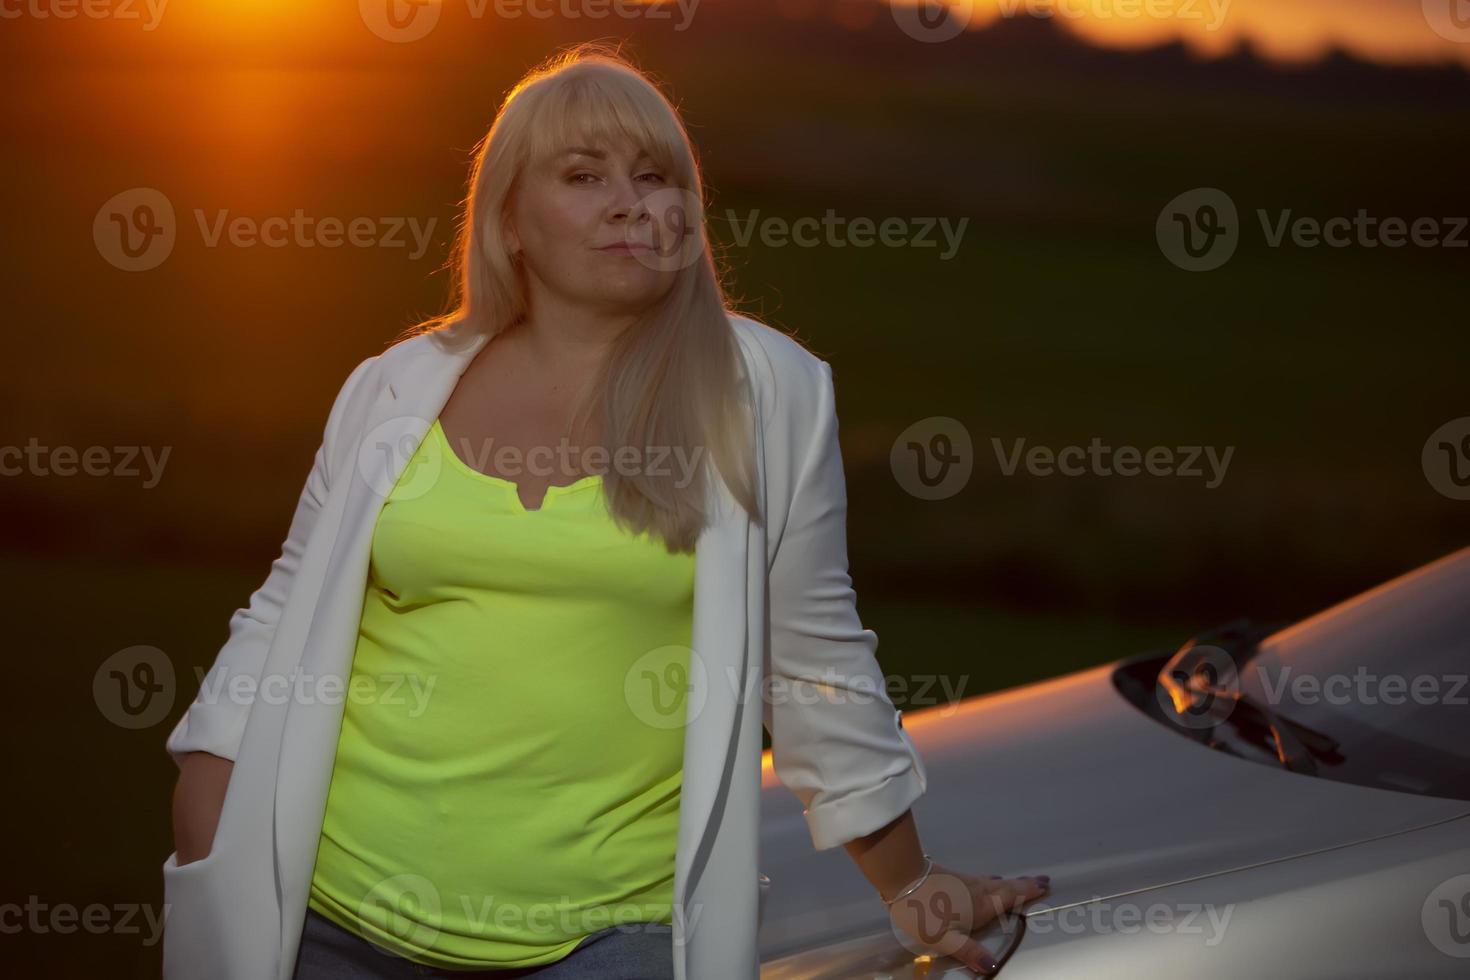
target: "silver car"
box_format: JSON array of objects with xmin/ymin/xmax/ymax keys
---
[{"xmin": 758, "ymin": 546, "xmax": 1470, "ymax": 977}]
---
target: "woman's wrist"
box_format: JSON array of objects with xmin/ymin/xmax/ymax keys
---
[
  {"xmin": 172, "ymin": 752, "xmax": 234, "ymax": 865},
  {"xmin": 880, "ymin": 852, "xmax": 935, "ymax": 905},
  {"xmin": 839, "ymin": 810, "xmax": 931, "ymax": 904}
]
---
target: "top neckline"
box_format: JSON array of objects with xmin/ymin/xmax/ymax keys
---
[{"xmin": 430, "ymin": 418, "xmax": 603, "ymax": 513}]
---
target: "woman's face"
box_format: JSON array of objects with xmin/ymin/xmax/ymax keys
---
[{"xmin": 506, "ymin": 134, "xmax": 682, "ymax": 318}]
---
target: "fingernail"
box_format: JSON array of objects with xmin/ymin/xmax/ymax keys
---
[
  {"xmin": 1036, "ymin": 874, "xmax": 1050, "ymax": 884},
  {"xmin": 978, "ymin": 952, "xmax": 998, "ymax": 974},
  {"xmin": 989, "ymin": 874, "xmax": 1002, "ymax": 879}
]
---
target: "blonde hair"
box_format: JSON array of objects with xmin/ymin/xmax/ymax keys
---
[{"xmin": 399, "ymin": 40, "xmax": 761, "ymax": 553}]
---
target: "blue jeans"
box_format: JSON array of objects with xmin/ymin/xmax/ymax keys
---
[{"xmin": 290, "ymin": 908, "xmax": 675, "ymax": 980}]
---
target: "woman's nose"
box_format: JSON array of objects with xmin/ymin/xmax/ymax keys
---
[{"xmin": 607, "ymin": 176, "xmax": 649, "ymax": 217}]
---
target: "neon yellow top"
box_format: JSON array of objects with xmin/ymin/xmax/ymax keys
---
[{"xmin": 307, "ymin": 417, "xmax": 694, "ymax": 969}]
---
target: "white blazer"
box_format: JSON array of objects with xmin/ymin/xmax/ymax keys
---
[{"xmin": 160, "ymin": 312, "xmax": 928, "ymax": 980}]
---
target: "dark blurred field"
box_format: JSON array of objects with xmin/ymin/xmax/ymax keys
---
[{"xmin": 3, "ymin": 2, "xmax": 1469, "ymax": 974}]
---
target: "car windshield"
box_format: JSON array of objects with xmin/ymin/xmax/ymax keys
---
[{"xmin": 1236, "ymin": 547, "xmax": 1470, "ymax": 799}]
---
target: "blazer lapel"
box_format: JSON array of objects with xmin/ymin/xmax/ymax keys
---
[
  {"xmin": 677, "ymin": 458, "xmax": 749, "ymax": 919},
  {"xmin": 271, "ymin": 330, "xmax": 751, "ymax": 971}
]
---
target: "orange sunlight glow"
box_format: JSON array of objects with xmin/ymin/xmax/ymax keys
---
[{"xmin": 889, "ymin": 0, "xmax": 1470, "ymax": 67}]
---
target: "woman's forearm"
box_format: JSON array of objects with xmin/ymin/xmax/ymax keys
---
[
  {"xmin": 842, "ymin": 809, "xmax": 928, "ymax": 902},
  {"xmin": 171, "ymin": 751, "xmax": 235, "ymax": 866}
]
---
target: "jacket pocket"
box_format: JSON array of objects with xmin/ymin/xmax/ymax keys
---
[
  {"xmin": 161, "ymin": 846, "xmax": 279, "ymax": 980},
  {"xmin": 161, "ymin": 848, "xmax": 228, "ymax": 979}
]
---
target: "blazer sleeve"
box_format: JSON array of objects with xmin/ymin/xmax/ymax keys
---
[
  {"xmin": 163, "ymin": 354, "xmax": 378, "ymax": 770},
  {"xmin": 762, "ymin": 357, "xmax": 929, "ymax": 851}
]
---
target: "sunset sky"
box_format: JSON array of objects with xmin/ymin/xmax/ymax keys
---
[
  {"xmin": 14, "ymin": 0, "xmax": 1468, "ymax": 69},
  {"xmin": 859, "ymin": 0, "xmax": 1470, "ymax": 67}
]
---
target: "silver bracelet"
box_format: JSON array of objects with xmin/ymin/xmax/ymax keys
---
[{"xmin": 882, "ymin": 853, "xmax": 934, "ymax": 907}]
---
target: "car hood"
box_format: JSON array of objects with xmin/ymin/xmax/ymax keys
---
[{"xmin": 757, "ymin": 659, "xmax": 1470, "ymax": 961}]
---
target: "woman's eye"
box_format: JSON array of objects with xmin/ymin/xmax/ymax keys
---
[{"xmin": 566, "ymin": 171, "xmax": 663, "ymax": 185}]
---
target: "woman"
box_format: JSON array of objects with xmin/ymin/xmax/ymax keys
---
[{"xmin": 165, "ymin": 42, "xmax": 1049, "ymax": 980}]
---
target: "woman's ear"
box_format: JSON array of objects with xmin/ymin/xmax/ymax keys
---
[{"xmin": 499, "ymin": 205, "xmax": 520, "ymax": 256}]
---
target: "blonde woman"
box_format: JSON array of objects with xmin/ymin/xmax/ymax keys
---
[{"xmin": 163, "ymin": 42, "xmax": 1050, "ymax": 980}]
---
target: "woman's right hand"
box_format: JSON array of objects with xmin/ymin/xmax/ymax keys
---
[
  {"xmin": 171, "ymin": 751, "xmax": 235, "ymax": 866},
  {"xmin": 887, "ymin": 861, "xmax": 1049, "ymax": 975}
]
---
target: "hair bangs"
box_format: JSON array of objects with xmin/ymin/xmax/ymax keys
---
[{"xmin": 522, "ymin": 66, "xmax": 689, "ymax": 187}]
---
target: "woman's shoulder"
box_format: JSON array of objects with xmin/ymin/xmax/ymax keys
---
[
  {"xmin": 725, "ymin": 311, "xmax": 831, "ymax": 405},
  {"xmin": 726, "ymin": 311, "xmax": 826, "ymax": 368},
  {"xmin": 373, "ymin": 324, "xmax": 465, "ymax": 372},
  {"xmin": 339, "ymin": 325, "xmax": 470, "ymax": 400},
  {"xmin": 323, "ymin": 327, "xmax": 463, "ymax": 434}
]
